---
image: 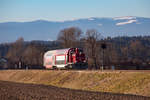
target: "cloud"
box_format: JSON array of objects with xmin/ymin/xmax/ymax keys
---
[
  {"xmin": 97, "ymin": 24, "xmax": 102, "ymax": 26},
  {"xmin": 88, "ymin": 18, "xmax": 95, "ymax": 21},
  {"xmin": 114, "ymin": 16, "xmax": 136, "ymax": 20},
  {"xmin": 116, "ymin": 20, "xmax": 137, "ymax": 26},
  {"xmin": 47, "ymin": 38, "xmax": 53, "ymax": 41}
]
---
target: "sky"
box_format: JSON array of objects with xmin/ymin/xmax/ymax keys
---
[{"xmin": 0, "ymin": 0, "xmax": 150, "ymax": 22}]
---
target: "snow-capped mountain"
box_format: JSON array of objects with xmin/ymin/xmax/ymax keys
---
[{"xmin": 0, "ymin": 16, "xmax": 150, "ymax": 43}]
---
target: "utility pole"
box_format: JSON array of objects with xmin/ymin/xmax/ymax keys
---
[
  {"xmin": 19, "ymin": 61, "xmax": 21, "ymax": 69},
  {"xmin": 101, "ymin": 43, "xmax": 107, "ymax": 71}
]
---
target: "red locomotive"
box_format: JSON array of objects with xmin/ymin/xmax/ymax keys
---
[{"xmin": 43, "ymin": 48, "xmax": 87, "ymax": 69}]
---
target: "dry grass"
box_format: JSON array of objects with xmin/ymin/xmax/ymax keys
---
[
  {"xmin": 1, "ymin": 80, "xmax": 149, "ymax": 100},
  {"xmin": 0, "ymin": 70, "xmax": 150, "ymax": 97}
]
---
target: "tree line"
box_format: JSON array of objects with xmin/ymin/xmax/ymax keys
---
[{"xmin": 0, "ymin": 27, "xmax": 150, "ymax": 69}]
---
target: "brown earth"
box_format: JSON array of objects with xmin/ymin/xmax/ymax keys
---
[
  {"xmin": 0, "ymin": 70, "xmax": 150, "ymax": 98},
  {"xmin": 0, "ymin": 80, "xmax": 149, "ymax": 100}
]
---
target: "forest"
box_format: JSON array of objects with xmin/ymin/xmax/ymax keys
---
[{"xmin": 0, "ymin": 27, "xmax": 150, "ymax": 70}]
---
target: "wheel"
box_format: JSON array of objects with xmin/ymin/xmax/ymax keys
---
[{"xmin": 52, "ymin": 66, "xmax": 57, "ymax": 70}]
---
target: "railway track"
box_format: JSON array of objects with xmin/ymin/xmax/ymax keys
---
[{"xmin": 8, "ymin": 69, "xmax": 150, "ymax": 72}]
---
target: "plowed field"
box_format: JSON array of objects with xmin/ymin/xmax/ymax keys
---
[{"xmin": 0, "ymin": 80, "xmax": 149, "ymax": 100}]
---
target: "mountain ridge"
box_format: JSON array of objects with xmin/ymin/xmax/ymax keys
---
[{"xmin": 0, "ymin": 16, "xmax": 150, "ymax": 43}]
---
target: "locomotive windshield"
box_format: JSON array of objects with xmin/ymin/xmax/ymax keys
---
[{"xmin": 78, "ymin": 48, "xmax": 83, "ymax": 54}]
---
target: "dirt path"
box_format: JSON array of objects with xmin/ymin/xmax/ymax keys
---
[{"xmin": 0, "ymin": 80, "xmax": 149, "ymax": 100}]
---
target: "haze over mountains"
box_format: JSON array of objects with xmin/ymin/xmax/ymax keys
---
[{"xmin": 0, "ymin": 16, "xmax": 150, "ymax": 43}]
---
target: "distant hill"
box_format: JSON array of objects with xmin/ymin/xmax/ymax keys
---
[{"xmin": 0, "ymin": 16, "xmax": 150, "ymax": 43}]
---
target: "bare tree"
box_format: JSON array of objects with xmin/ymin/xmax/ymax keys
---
[
  {"xmin": 22, "ymin": 44, "xmax": 44, "ymax": 68},
  {"xmin": 6, "ymin": 37, "xmax": 24, "ymax": 68},
  {"xmin": 57, "ymin": 27, "xmax": 82, "ymax": 48},
  {"xmin": 84, "ymin": 29, "xmax": 101, "ymax": 69}
]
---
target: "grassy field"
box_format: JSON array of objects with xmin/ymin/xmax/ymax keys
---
[{"xmin": 0, "ymin": 70, "xmax": 150, "ymax": 97}]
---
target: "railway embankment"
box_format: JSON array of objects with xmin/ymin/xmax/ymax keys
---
[
  {"xmin": 0, "ymin": 70, "xmax": 150, "ymax": 97},
  {"xmin": 0, "ymin": 80, "xmax": 149, "ymax": 100}
]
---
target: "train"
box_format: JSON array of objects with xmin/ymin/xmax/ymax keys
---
[{"xmin": 43, "ymin": 48, "xmax": 88, "ymax": 69}]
